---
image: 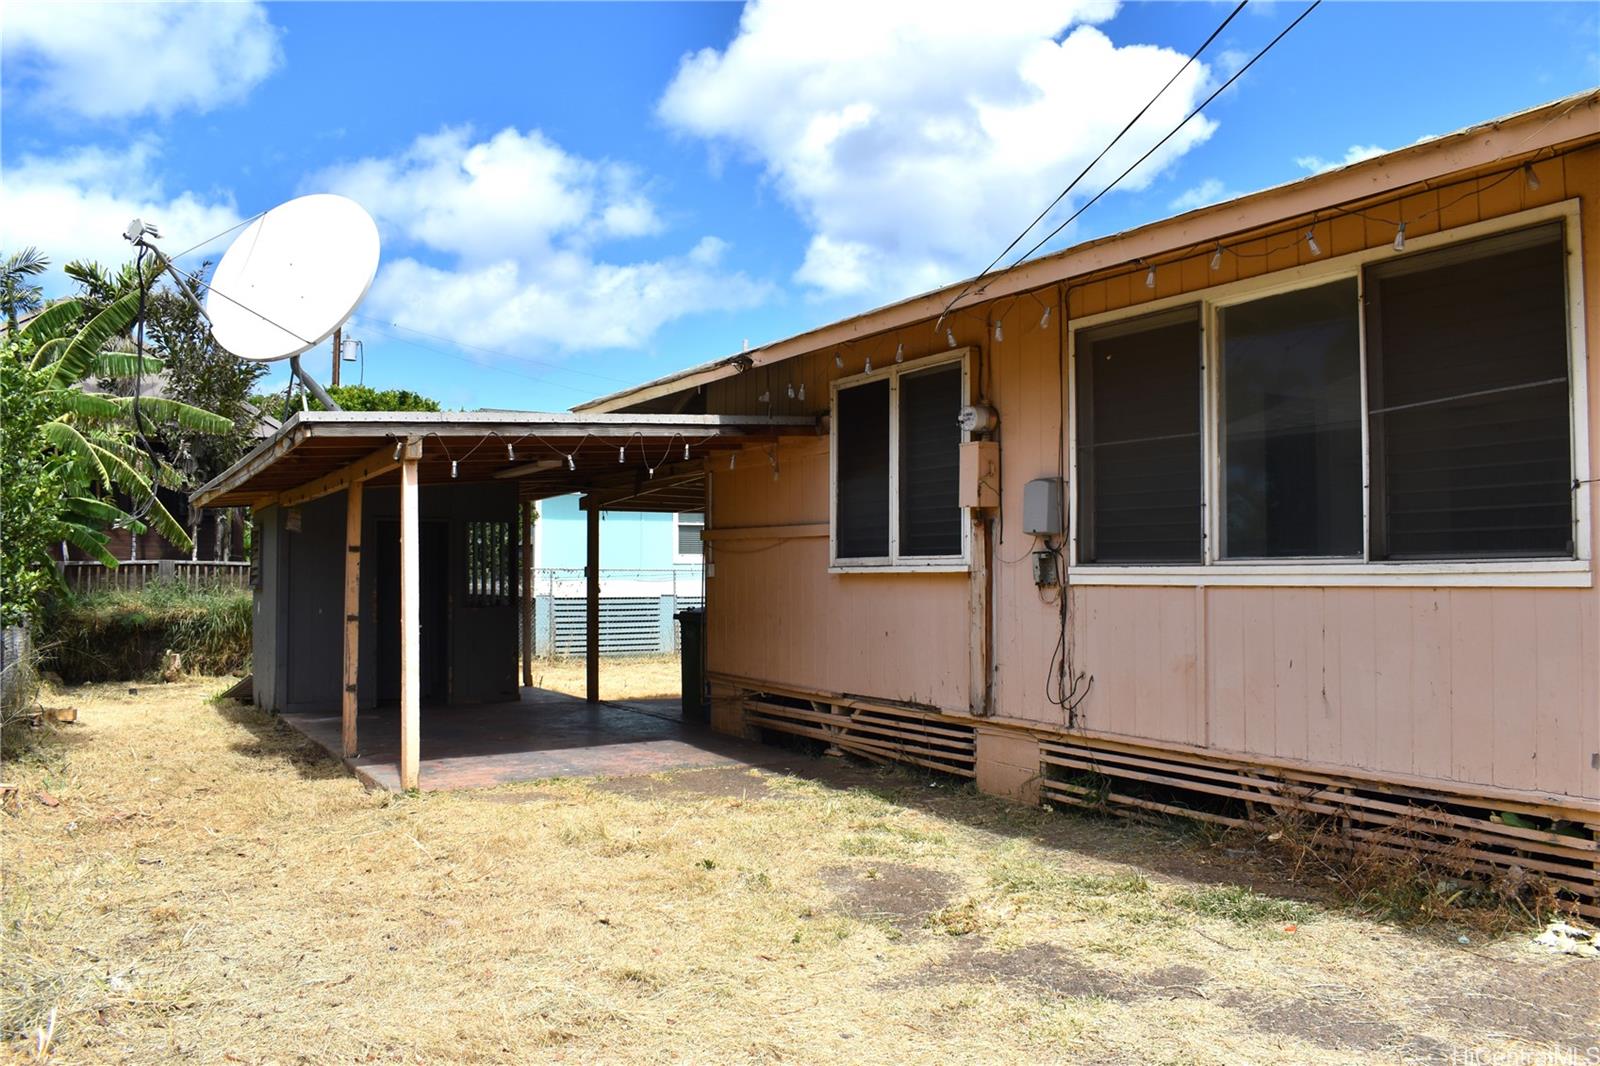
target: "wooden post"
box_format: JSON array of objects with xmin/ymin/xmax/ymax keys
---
[
  {"xmin": 521, "ymin": 498, "xmax": 534, "ymax": 688},
  {"xmin": 969, "ymin": 514, "xmax": 992, "ymax": 717},
  {"xmin": 585, "ymin": 502, "xmax": 600, "ymax": 704},
  {"xmin": 399, "ymin": 449, "xmax": 421, "ymax": 790},
  {"xmin": 330, "ymin": 326, "xmax": 342, "ymax": 388},
  {"xmin": 341, "ymin": 481, "xmax": 362, "ymax": 758}
]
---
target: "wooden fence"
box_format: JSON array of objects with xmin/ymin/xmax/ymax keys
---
[{"xmin": 60, "ymin": 560, "xmax": 251, "ymax": 594}]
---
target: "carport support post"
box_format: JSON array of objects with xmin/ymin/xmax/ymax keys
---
[
  {"xmin": 521, "ymin": 498, "xmax": 533, "ymax": 688},
  {"xmin": 342, "ymin": 481, "xmax": 362, "ymax": 758},
  {"xmin": 585, "ymin": 501, "xmax": 600, "ymax": 703},
  {"xmin": 399, "ymin": 439, "xmax": 422, "ymax": 790}
]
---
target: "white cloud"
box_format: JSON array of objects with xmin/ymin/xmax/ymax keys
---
[
  {"xmin": 1168, "ymin": 177, "xmax": 1238, "ymax": 212},
  {"xmin": 312, "ymin": 128, "xmax": 768, "ymax": 351},
  {"xmin": 1, "ymin": 1, "xmax": 282, "ymax": 119},
  {"xmin": 0, "ymin": 140, "xmax": 240, "ymax": 284},
  {"xmin": 659, "ymin": 0, "xmax": 1219, "ymax": 300},
  {"xmin": 1294, "ymin": 144, "xmax": 1388, "ymax": 175}
]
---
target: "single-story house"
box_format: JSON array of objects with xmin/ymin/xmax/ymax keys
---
[{"xmin": 194, "ymin": 90, "xmax": 1600, "ymax": 917}]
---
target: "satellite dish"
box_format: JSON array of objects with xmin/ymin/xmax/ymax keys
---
[{"xmin": 206, "ymin": 193, "xmax": 380, "ymax": 362}]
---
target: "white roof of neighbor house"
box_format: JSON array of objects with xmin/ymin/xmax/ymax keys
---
[{"xmin": 574, "ymin": 89, "xmax": 1600, "ymax": 414}]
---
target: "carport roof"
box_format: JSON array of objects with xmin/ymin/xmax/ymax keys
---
[{"xmin": 191, "ymin": 410, "xmax": 819, "ymax": 512}]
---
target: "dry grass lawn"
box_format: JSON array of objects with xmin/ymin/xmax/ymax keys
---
[
  {"xmin": 528, "ymin": 654, "xmax": 681, "ymax": 701},
  {"xmin": 3, "ymin": 678, "xmax": 1596, "ymax": 1064}
]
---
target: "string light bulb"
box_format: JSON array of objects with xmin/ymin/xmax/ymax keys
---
[
  {"xmin": 684, "ymin": 442, "xmax": 690, "ymax": 460},
  {"xmin": 864, "ymin": 355, "xmax": 873, "ymax": 374},
  {"xmin": 618, "ymin": 446, "xmax": 626, "ymax": 463},
  {"xmin": 1144, "ymin": 263, "xmax": 1156, "ymax": 289},
  {"xmin": 946, "ymin": 328, "xmax": 956, "ymax": 348},
  {"xmin": 1039, "ymin": 305, "xmax": 1051, "ymax": 329},
  {"xmin": 835, "ymin": 351, "xmax": 844, "ymax": 369},
  {"xmin": 787, "ymin": 383, "xmax": 795, "ymax": 399},
  {"xmin": 993, "ymin": 320, "xmax": 1004, "ymax": 343},
  {"xmin": 797, "ymin": 383, "xmax": 805, "ymax": 401},
  {"xmin": 566, "ymin": 454, "xmax": 575, "ymax": 472},
  {"xmin": 1523, "ymin": 163, "xmax": 1540, "ymax": 191},
  {"xmin": 506, "ymin": 442, "xmax": 516, "ymax": 460},
  {"xmin": 1305, "ymin": 228, "xmax": 1321, "ymax": 257},
  {"xmin": 1393, "ymin": 221, "xmax": 1406, "ymax": 252},
  {"xmin": 1210, "ymin": 245, "xmax": 1223, "ymax": 271},
  {"xmin": 894, "ymin": 343, "xmax": 904, "ymax": 363},
  {"xmin": 648, "ymin": 467, "xmax": 655, "ymax": 479},
  {"xmin": 450, "ymin": 460, "xmax": 459, "ymax": 479},
  {"xmin": 729, "ymin": 453, "xmax": 736, "ymax": 470}
]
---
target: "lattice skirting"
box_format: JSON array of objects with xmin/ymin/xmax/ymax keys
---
[
  {"xmin": 712, "ymin": 675, "xmax": 1599, "ymax": 919},
  {"xmin": 740, "ymin": 694, "xmax": 976, "ymax": 778},
  {"xmin": 1038, "ymin": 734, "xmax": 1600, "ymax": 921}
]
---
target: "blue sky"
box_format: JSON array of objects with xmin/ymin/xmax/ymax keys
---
[{"xmin": 4, "ymin": 1, "xmax": 1597, "ymax": 411}]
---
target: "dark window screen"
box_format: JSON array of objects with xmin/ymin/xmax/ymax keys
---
[
  {"xmin": 1367, "ymin": 225, "xmax": 1571, "ymax": 558},
  {"xmin": 676, "ymin": 514, "xmax": 703, "ymax": 557},
  {"xmin": 1076, "ymin": 309, "xmax": 1202, "ymax": 562},
  {"xmin": 836, "ymin": 379, "xmax": 891, "ymax": 558},
  {"xmin": 1221, "ymin": 279, "xmax": 1362, "ymax": 558},
  {"xmin": 899, "ymin": 363, "xmax": 962, "ymax": 557}
]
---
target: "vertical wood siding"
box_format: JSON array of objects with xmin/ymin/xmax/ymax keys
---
[{"xmin": 705, "ymin": 145, "xmax": 1600, "ymax": 801}]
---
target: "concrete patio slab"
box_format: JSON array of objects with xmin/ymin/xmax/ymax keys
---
[{"xmin": 281, "ymin": 687, "xmax": 792, "ymax": 791}]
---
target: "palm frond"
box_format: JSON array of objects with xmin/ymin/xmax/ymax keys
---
[
  {"xmin": 112, "ymin": 395, "xmax": 232, "ymax": 434},
  {"xmin": 58, "ymin": 521, "xmax": 118, "ymax": 567},
  {"xmin": 95, "ymin": 350, "xmax": 166, "ymax": 378},
  {"xmin": 51, "ymin": 291, "xmax": 141, "ymax": 387},
  {"xmin": 20, "ymin": 300, "xmax": 83, "ymax": 352},
  {"xmin": 40, "ymin": 419, "xmax": 112, "ymax": 487},
  {"xmin": 57, "ymin": 390, "xmax": 123, "ymax": 420}
]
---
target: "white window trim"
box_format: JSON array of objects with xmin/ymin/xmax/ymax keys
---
[
  {"xmin": 830, "ymin": 348, "xmax": 973, "ymax": 573},
  {"xmin": 673, "ymin": 511, "xmax": 705, "ymax": 564},
  {"xmin": 1067, "ymin": 199, "xmax": 1591, "ymax": 589}
]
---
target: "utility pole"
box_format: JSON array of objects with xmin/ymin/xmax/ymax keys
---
[{"xmin": 330, "ymin": 326, "xmax": 342, "ymax": 388}]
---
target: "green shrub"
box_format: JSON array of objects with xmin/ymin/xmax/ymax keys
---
[{"xmin": 39, "ymin": 583, "xmax": 251, "ymax": 683}]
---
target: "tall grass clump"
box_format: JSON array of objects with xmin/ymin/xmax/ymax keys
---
[{"xmin": 39, "ymin": 582, "xmax": 251, "ymax": 682}]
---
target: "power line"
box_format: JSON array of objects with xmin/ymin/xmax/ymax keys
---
[
  {"xmin": 938, "ymin": 0, "xmax": 1249, "ymax": 325},
  {"xmin": 1004, "ymin": 0, "xmax": 1323, "ymax": 273}
]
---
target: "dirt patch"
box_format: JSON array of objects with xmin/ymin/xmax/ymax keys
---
[
  {"xmin": 822, "ymin": 862, "xmax": 961, "ymax": 930},
  {"xmin": 1415, "ymin": 956, "xmax": 1600, "ymax": 1048},
  {"xmin": 592, "ymin": 767, "xmax": 774, "ymax": 801},
  {"xmin": 1234, "ymin": 993, "xmax": 1412, "ymax": 1053},
  {"xmin": 937, "ymin": 941, "xmax": 1132, "ymax": 1000}
]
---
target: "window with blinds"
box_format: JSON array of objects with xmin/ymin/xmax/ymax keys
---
[
  {"xmin": 833, "ymin": 355, "xmax": 966, "ymax": 565},
  {"xmin": 1075, "ymin": 307, "xmax": 1203, "ymax": 563},
  {"xmin": 1366, "ymin": 224, "xmax": 1571, "ymax": 558},
  {"xmin": 675, "ymin": 513, "xmax": 704, "ymax": 558}
]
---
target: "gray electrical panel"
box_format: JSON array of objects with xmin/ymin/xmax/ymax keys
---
[{"xmin": 1023, "ymin": 478, "xmax": 1063, "ymax": 536}]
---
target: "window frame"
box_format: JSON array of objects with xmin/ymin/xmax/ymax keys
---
[
  {"xmin": 673, "ymin": 511, "xmax": 705, "ymax": 563},
  {"xmin": 1066, "ymin": 199, "xmax": 1590, "ymax": 588},
  {"xmin": 829, "ymin": 348, "xmax": 973, "ymax": 572}
]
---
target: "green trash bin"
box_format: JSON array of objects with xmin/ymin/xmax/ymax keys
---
[{"xmin": 675, "ymin": 607, "xmax": 707, "ymax": 724}]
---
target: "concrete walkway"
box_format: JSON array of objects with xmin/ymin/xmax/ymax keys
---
[{"xmin": 281, "ymin": 687, "xmax": 789, "ymax": 791}]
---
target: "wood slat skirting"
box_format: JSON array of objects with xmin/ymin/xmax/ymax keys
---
[
  {"xmin": 1039, "ymin": 736, "xmax": 1599, "ymax": 920},
  {"xmin": 740, "ymin": 695, "xmax": 975, "ymax": 778}
]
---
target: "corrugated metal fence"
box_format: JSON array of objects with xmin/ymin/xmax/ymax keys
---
[{"xmin": 529, "ymin": 568, "xmax": 703, "ymax": 658}]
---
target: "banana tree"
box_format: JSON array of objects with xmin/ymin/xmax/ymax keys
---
[{"xmin": 14, "ymin": 291, "xmax": 231, "ymax": 563}]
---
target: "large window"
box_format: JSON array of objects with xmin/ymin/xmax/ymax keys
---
[
  {"xmin": 1220, "ymin": 279, "xmax": 1362, "ymax": 558},
  {"xmin": 1366, "ymin": 225, "xmax": 1571, "ymax": 558},
  {"xmin": 833, "ymin": 356, "xmax": 966, "ymax": 566},
  {"xmin": 1075, "ymin": 308, "xmax": 1203, "ymax": 563},
  {"xmin": 1072, "ymin": 216, "xmax": 1578, "ymax": 571}
]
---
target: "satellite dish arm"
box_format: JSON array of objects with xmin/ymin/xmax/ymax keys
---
[
  {"xmin": 125, "ymin": 218, "xmax": 342, "ymax": 413},
  {"xmin": 289, "ymin": 354, "xmax": 342, "ymax": 412}
]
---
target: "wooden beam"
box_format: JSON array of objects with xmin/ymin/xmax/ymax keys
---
[
  {"xmin": 274, "ymin": 441, "xmax": 411, "ymax": 510},
  {"xmin": 701, "ymin": 522, "xmax": 828, "ymax": 542},
  {"xmin": 969, "ymin": 515, "xmax": 992, "ymax": 717},
  {"xmin": 342, "ymin": 481, "xmax": 362, "ymax": 758},
  {"xmin": 398, "ymin": 454, "xmax": 421, "ymax": 790},
  {"xmin": 521, "ymin": 499, "xmax": 533, "ymax": 688},
  {"xmin": 585, "ymin": 502, "xmax": 600, "ymax": 704}
]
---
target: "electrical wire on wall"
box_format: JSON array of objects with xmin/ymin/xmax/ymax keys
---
[{"xmin": 1045, "ymin": 280, "xmax": 1092, "ymax": 728}]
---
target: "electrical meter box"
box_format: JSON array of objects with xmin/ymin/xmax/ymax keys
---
[{"xmin": 1023, "ymin": 478, "xmax": 1063, "ymax": 536}]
